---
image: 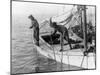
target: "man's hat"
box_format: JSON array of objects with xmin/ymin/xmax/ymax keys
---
[{"xmin": 28, "ymin": 15, "xmax": 34, "ymax": 20}]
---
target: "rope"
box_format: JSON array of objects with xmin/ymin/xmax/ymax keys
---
[
  {"xmin": 60, "ymin": 33, "xmax": 64, "ymax": 71},
  {"xmin": 67, "ymin": 52, "xmax": 70, "ymax": 70},
  {"xmin": 55, "ymin": 6, "xmax": 75, "ymax": 18},
  {"xmin": 49, "ymin": 32, "xmax": 57, "ymax": 65},
  {"xmin": 80, "ymin": 55, "xmax": 85, "ymax": 67},
  {"xmin": 39, "ymin": 20, "xmax": 49, "ymax": 29},
  {"xmin": 51, "ymin": 36, "xmax": 57, "ymax": 62},
  {"xmin": 32, "ymin": 29, "xmax": 40, "ymax": 72},
  {"xmin": 61, "ymin": 50, "xmax": 63, "ymax": 71},
  {"xmin": 87, "ymin": 55, "xmax": 88, "ymax": 69}
]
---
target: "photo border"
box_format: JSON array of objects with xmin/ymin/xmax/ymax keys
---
[{"xmin": 10, "ymin": 0, "xmax": 96, "ymax": 74}]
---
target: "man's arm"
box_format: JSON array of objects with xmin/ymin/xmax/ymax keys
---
[
  {"xmin": 29, "ymin": 25, "xmax": 33, "ymax": 29},
  {"xmin": 29, "ymin": 21, "xmax": 35, "ymax": 29}
]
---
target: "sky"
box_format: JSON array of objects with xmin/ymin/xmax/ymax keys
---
[
  {"xmin": 12, "ymin": 1, "xmax": 96, "ymax": 25},
  {"xmin": 12, "ymin": 1, "xmax": 73, "ymax": 16}
]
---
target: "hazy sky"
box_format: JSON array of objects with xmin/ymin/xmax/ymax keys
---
[
  {"xmin": 12, "ymin": 1, "xmax": 95, "ymax": 25},
  {"xmin": 12, "ymin": 1, "xmax": 73, "ymax": 16}
]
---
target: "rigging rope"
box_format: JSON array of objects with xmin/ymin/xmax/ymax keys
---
[
  {"xmin": 62, "ymin": 11, "xmax": 80, "ymax": 27},
  {"xmin": 32, "ymin": 29, "xmax": 40, "ymax": 72},
  {"xmin": 55, "ymin": 5, "xmax": 75, "ymax": 18},
  {"xmin": 60, "ymin": 33, "xmax": 64, "ymax": 71},
  {"xmin": 50, "ymin": 32, "xmax": 57, "ymax": 65}
]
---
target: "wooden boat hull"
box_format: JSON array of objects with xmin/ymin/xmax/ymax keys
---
[{"xmin": 33, "ymin": 37, "xmax": 95, "ymax": 69}]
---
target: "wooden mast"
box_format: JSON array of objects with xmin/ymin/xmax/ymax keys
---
[
  {"xmin": 82, "ymin": 5, "xmax": 88, "ymax": 56},
  {"xmin": 80, "ymin": 7, "xmax": 83, "ymax": 33},
  {"xmin": 80, "ymin": 5, "xmax": 88, "ymax": 68}
]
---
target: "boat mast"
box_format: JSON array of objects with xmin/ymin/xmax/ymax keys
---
[
  {"xmin": 82, "ymin": 5, "xmax": 88, "ymax": 55},
  {"xmin": 77, "ymin": 5, "xmax": 83, "ymax": 33},
  {"xmin": 80, "ymin": 7, "xmax": 83, "ymax": 33},
  {"xmin": 80, "ymin": 5, "xmax": 88, "ymax": 68}
]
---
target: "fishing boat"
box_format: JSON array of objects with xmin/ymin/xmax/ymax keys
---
[{"xmin": 33, "ymin": 5, "xmax": 96, "ymax": 71}]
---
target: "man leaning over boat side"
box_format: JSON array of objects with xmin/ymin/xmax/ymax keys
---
[
  {"xmin": 28, "ymin": 15, "xmax": 39, "ymax": 46},
  {"xmin": 49, "ymin": 17, "xmax": 72, "ymax": 52}
]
